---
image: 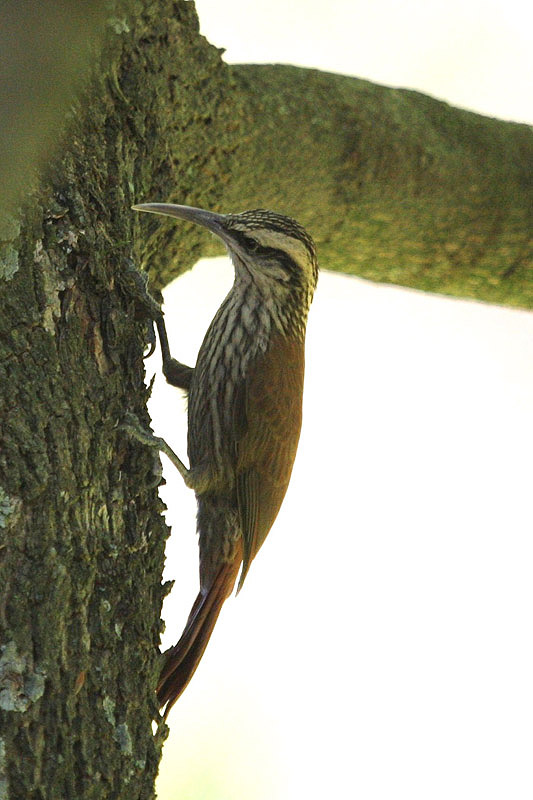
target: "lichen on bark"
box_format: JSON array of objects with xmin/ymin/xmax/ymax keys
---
[{"xmin": 0, "ymin": 2, "xmax": 238, "ymax": 798}]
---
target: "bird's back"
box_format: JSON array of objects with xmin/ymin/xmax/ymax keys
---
[{"xmin": 188, "ymin": 286, "xmax": 305, "ymax": 590}]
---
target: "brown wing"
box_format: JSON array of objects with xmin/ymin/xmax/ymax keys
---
[{"xmin": 235, "ymin": 333, "xmax": 305, "ymax": 591}]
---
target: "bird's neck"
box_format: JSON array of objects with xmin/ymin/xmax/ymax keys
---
[{"xmin": 231, "ymin": 267, "xmax": 310, "ymax": 342}]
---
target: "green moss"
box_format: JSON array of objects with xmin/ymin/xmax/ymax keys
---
[{"xmin": 226, "ymin": 65, "xmax": 533, "ymax": 309}]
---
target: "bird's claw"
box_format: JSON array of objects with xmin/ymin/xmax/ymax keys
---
[
  {"xmin": 145, "ymin": 318, "xmax": 157, "ymax": 359},
  {"xmin": 120, "ymin": 258, "xmax": 163, "ymax": 358},
  {"xmin": 120, "ymin": 412, "xmax": 160, "ymax": 447},
  {"xmin": 120, "ymin": 413, "xmax": 191, "ymax": 484}
]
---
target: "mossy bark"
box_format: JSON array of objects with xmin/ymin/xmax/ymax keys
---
[
  {"xmin": 225, "ymin": 65, "xmax": 533, "ymax": 308},
  {"xmin": 0, "ymin": 2, "xmax": 237, "ymax": 798},
  {"xmin": 0, "ymin": 2, "xmax": 532, "ymax": 799}
]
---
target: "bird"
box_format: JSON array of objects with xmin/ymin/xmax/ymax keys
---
[{"xmin": 131, "ymin": 202, "xmax": 318, "ymax": 717}]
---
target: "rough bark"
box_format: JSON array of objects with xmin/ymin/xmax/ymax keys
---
[
  {"xmin": 0, "ymin": 1, "xmax": 532, "ymax": 799},
  {"xmin": 0, "ymin": 2, "xmax": 237, "ymax": 798}
]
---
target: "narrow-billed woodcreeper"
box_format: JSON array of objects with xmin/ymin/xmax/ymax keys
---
[{"xmin": 130, "ymin": 203, "xmax": 318, "ymax": 717}]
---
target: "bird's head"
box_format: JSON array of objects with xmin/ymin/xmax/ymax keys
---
[{"xmin": 132, "ymin": 203, "xmax": 318, "ymax": 328}]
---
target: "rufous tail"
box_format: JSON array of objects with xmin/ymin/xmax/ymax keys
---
[{"xmin": 157, "ymin": 559, "xmax": 240, "ymax": 718}]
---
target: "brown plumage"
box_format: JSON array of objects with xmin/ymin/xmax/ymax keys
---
[{"xmin": 132, "ymin": 203, "xmax": 318, "ymax": 717}]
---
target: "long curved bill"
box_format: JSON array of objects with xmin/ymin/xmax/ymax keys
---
[{"xmin": 132, "ymin": 203, "xmax": 225, "ymax": 236}]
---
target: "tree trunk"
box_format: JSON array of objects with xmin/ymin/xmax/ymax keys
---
[
  {"xmin": 0, "ymin": 2, "xmax": 236, "ymax": 798},
  {"xmin": 1, "ymin": 1, "xmax": 531, "ymax": 798}
]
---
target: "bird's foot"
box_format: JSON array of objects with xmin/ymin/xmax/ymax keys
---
[
  {"xmin": 120, "ymin": 412, "xmax": 192, "ymax": 486},
  {"xmin": 120, "ymin": 260, "xmax": 194, "ymax": 389},
  {"xmin": 119, "ymin": 259, "xmax": 163, "ymax": 358}
]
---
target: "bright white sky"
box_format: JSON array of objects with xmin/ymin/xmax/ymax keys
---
[
  {"xmin": 151, "ymin": 4, "xmax": 533, "ymax": 799},
  {"xmin": 195, "ymin": 0, "xmax": 533, "ymax": 124}
]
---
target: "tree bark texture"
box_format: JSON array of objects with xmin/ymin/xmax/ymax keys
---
[
  {"xmin": 0, "ymin": 2, "xmax": 237, "ymax": 798},
  {"xmin": 0, "ymin": 1, "xmax": 532, "ymax": 799},
  {"xmin": 226, "ymin": 64, "xmax": 533, "ymax": 308}
]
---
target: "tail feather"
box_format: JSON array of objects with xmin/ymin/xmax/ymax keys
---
[{"xmin": 157, "ymin": 559, "xmax": 240, "ymax": 718}]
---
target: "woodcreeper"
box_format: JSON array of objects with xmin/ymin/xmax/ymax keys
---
[{"xmin": 126, "ymin": 203, "xmax": 318, "ymax": 717}]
